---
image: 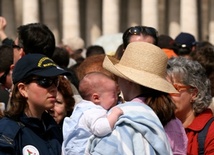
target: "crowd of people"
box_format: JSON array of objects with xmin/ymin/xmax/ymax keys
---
[{"xmin": 0, "ymin": 15, "xmax": 214, "ymax": 155}]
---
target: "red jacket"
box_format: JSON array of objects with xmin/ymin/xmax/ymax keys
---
[{"xmin": 186, "ymin": 109, "xmax": 214, "ymax": 155}]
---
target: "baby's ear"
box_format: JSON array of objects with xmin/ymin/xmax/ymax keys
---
[{"xmin": 91, "ymin": 93, "xmax": 100, "ymax": 105}]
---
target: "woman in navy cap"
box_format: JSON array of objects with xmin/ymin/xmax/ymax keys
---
[{"xmin": 0, "ymin": 54, "xmax": 69, "ymax": 155}]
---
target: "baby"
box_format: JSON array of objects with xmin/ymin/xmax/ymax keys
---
[{"xmin": 62, "ymin": 72, "xmax": 123, "ymax": 155}]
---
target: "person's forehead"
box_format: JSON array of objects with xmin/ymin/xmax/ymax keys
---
[{"xmin": 129, "ymin": 35, "xmax": 155, "ymax": 44}]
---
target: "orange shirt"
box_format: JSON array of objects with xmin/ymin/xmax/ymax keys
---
[{"xmin": 162, "ymin": 48, "xmax": 177, "ymax": 59}]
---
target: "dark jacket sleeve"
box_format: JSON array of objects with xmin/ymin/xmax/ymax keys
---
[
  {"xmin": 2, "ymin": 38, "xmax": 14, "ymax": 47},
  {"xmin": 0, "ymin": 117, "xmax": 21, "ymax": 155}
]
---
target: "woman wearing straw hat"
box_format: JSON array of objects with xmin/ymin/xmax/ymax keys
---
[{"xmin": 85, "ymin": 42, "xmax": 187, "ymax": 155}]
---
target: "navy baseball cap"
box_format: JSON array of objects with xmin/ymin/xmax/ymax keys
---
[
  {"xmin": 12, "ymin": 54, "xmax": 70, "ymax": 84},
  {"xmin": 174, "ymin": 32, "xmax": 196, "ymax": 48}
]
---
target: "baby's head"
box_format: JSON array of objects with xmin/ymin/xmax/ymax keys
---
[{"xmin": 79, "ymin": 72, "xmax": 119, "ymax": 110}]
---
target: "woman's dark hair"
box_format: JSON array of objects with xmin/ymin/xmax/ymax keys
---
[
  {"xmin": 86, "ymin": 45, "xmax": 105, "ymax": 57},
  {"xmin": 114, "ymin": 44, "xmax": 124, "ymax": 60},
  {"xmin": 142, "ymin": 86, "xmax": 176, "ymax": 126},
  {"xmin": 52, "ymin": 47, "xmax": 70, "ymax": 68}
]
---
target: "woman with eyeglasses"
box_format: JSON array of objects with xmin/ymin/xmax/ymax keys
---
[
  {"xmin": 167, "ymin": 57, "xmax": 214, "ymax": 155},
  {"xmin": 0, "ymin": 54, "xmax": 69, "ymax": 155}
]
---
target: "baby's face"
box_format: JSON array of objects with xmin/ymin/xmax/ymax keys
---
[{"xmin": 99, "ymin": 82, "xmax": 119, "ymax": 110}]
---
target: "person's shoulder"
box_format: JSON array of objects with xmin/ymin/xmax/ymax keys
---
[
  {"xmin": 0, "ymin": 117, "xmax": 22, "ymax": 148},
  {"xmin": 77, "ymin": 100, "xmax": 98, "ymax": 108},
  {"xmin": 0, "ymin": 116, "xmax": 18, "ymax": 126},
  {"xmin": 2, "ymin": 38, "xmax": 14, "ymax": 46},
  {"xmin": 0, "ymin": 117, "xmax": 22, "ymax": 133},
  {"xmin": 117, "ymin": 101, "xmax": 155, "ymax": 114},
  {"xmin": 207, "ymin": 117, "xmax": 214, "ymax": 132},
  {"xmin": 164, "ymin": 118, "xmax": 186, "ymax": 136}
]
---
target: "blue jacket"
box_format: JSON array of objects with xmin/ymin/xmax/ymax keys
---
[{"xmin": 0, "ymin": 112, "xmax": 62, "ymax": 155}]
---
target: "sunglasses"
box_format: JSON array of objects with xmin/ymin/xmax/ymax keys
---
[
  {"xmin": 172, "ymin": 83, "xmax": 195, "ymax": 93},
  {"xmin": 123, "ymin": 26, "xmax": 158, "ymax": 41},
  {"xmin": 25, "ymin": 76, "xmax": 59, "ymax": 88},
  {"xmin": 0, "ymin": 69, "xmax": 9, "ymax": 84}
]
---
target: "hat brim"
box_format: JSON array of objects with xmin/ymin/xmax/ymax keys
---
[
  {"xmin": 30, "ymin": 66, "xmax": 70, "ymax": 77},
  {"xmin": 103, "ymin": 55, "xmax": 178, "ymax": 94}
]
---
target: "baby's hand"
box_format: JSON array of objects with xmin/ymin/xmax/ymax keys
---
[
  {"xmin": 111, "ymin": 106, "xmax": 123, "ymax": 116},
  {"xmin": 108, "ymin": 106, "xmax": 123, "ymax": 129}
]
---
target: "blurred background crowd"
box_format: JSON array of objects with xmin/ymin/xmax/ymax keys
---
[{"xmin": 0, "ymin": 0, "xmax": 214, "ymax": 53}]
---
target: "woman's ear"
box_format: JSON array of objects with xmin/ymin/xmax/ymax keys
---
[
  {"xmin": 10, "ymin": 64, "xmax": 15, "ymax": 70},
  {"xmin": 91, "ymin": 93, "xmax": 100, "ymax": 105},
  {"xmin": 20, "ymin": 49, "xmax": 26, "ymax": 58},
  {"xmin": 191, "ymin": 87, "xmax": 198, "ymax": 101},
  {"xmin": 18, "ymin": 83, "xmax": 28, "ymax": 98}
]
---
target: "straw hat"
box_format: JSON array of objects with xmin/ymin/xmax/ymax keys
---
[{"xmin": 103, "ymin": 42, "xmax": 178, "ymax": 93}]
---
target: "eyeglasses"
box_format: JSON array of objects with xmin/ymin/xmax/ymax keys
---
[
  {"xmin": 12, "ymin": 44, "xmax": 22, "ymax": 49},
  {"xmin": 25, "ymin": 77, "xmax": 59, "ymax": 88},
  {"xmin": 172, "ymin": 83, "xmax": 193, "ymax": 93},
  {"xmin": 123, "ymin": 26, "xmax": 158, "ymax": 42},
  {"xmin": 0, "ymin": 69, "xmax": 9, "ymax": 84}
]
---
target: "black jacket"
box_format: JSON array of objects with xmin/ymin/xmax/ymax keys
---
[{"xmin": 0, "ymin": 112, "xmax": 62, "ymax": 155}]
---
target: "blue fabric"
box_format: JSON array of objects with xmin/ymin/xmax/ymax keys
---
[
  {"xmin": 85, "ymin": 101, "xmax": 173, "ymax": 155},
  {"xmin": 62, "ymin": 100, "xmax": 106, "ymax": 155}
]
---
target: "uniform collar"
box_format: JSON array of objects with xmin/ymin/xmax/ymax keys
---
[{"xmin": 20, "ymin": 112, "xmax": 58, "ymax": 131}]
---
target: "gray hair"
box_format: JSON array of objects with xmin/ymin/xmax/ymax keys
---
[{"xmin": 167, "ymin": 57, "xmax": 212, "ymax": 115}]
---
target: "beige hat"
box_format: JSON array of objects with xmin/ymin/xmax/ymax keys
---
[
  {"xmin": 103, "ymin": 42, "xmax": 178, "ymax": 93},
  {"xmin": 62, "ymin": 36, "xmax": 85, "ymax": 51}
]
